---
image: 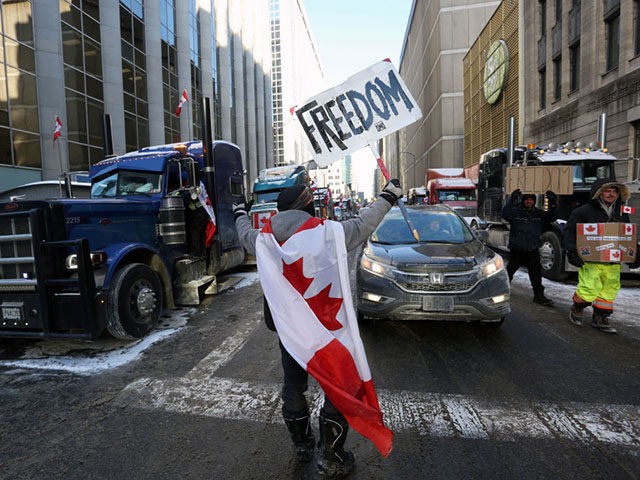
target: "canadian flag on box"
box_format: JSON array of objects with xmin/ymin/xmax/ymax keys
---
[
  {"xmin": 579, "ymin": 223, "xmax": 604, "ymax": 235},
  {"xmin": 577, "ymin": 223, "xmax": 637, "ymax": 263}
]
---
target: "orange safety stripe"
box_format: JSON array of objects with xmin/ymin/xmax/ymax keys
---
[{"xmin": 592, "ymin": 298, "xmax": 614, "ymax": 310}]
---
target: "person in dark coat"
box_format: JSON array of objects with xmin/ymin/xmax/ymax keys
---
[
  {"xmin": 501, "ymin": 189, "xmax": 558, "ymax": 305},
  {"xmin": 233, "ymin": 179, "xmax": 402, "ymax": 477},
  {"xmin": 563, "ymin": 178, "xmax": 640, "ymax": 333}
]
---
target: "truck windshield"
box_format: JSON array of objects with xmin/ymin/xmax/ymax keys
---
[
  {"xmin": 572, "ymin": 162, "xmax": 614, "ymax": 186},
  {"xmin": 254, "ymin": 191, "xmax": 280, "ymax": 204},
  {"xmin": 92, "ymin": 171, "xmax": 162, "ymax": 198},
  {"xmin": 437, "ymin": 190, "xmax": 475, "ymax": 202}
]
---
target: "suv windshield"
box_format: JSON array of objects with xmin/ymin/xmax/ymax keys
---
[
  {"xmin": 371, "ymin": 209, "xmax": 474, "ymax": 245},
  {"xmin": 92, "ymin": 170, "xmax": 162, "ymax": 198}
]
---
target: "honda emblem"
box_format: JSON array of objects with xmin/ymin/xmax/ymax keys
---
[{"xmin": 429, "ymin": 272, "xmax": 444, "ymax": 284}]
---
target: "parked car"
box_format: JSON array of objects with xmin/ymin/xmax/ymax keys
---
[{"xmin": 356, "ymin": 204, "xmax": 510, "ymax": 325}]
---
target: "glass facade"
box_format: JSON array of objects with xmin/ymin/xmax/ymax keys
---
[
  {"xmin": 120, "ymin": 1, "xmax": 148, "ymax": 152},
  {"xmin": 0, "ymin": 0, "xmax": 40, "ymax": 169},
  {"xmin": 61, "ymin": 0, "xmax": 104, "ymax": 170},
  {"xmin": 189, "ymin": 0, "xmax": 201, "ymax": 140},
  {"xmin": 270, "ymin": 0, "xmax": 283, "ymax": 164},
  {"xmin": 161, "ymin": 0, "xmax": 179, "ymax": 143}
]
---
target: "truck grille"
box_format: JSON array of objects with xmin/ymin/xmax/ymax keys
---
[
  {"xmin": 453, "ymin": 206, "xmax": 477, "ymax": 218},
  {"xmin": 393, "ymin": 269, "xmax": 478, "ymax": 293},
  {"xmin": 0, "ymin": 210, "xmax": 38, "ymax": 290}
]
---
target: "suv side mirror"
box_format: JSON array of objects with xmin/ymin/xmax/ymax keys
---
[{"xmin": 474, "ymin": 229, "xmax": 489, "ymax": 242}]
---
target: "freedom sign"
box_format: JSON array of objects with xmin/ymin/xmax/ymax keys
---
[{"xmin": 294, "ymin": 60, "xmax": 422, "ymax": 167}]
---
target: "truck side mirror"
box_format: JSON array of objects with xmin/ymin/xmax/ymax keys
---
[{"xmin": 474, "ymin": 229, "xmax": 489, "ymax": 242}]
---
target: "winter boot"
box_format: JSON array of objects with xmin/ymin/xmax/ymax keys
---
[
  {"xmin": 317, "ymin": 415, "xmax": 355, "ymax": 478},
  {"xmin": 284, "ymin": 412, "xmax": 315, "ymax": 462},
  {"xmin": 569, "ymin": 302, "xmax": 585, "ymax": 326},
  {"xmin": 533, "ymin": 294, "xmax": 554, "ymax": 306},
  {"xmin": 591, "ymin": 311, "xmax": 617, "ymax": 334}
]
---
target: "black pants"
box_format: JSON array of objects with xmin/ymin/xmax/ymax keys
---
[
  {"xmin": 506, "ymin": 249, "xmax": 544, "ymax": 298},
  {"xmin": 279, "ymin": 340, "xmax": 343, "ymax": 421}
]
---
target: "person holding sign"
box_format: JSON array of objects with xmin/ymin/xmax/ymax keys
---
[
  {"xmin": 232, "ymin": 179, "xmax": 401, "ymax": 477},
  {"xmin": 501, "ymin": 189, "xmax": 558, "ymax": 305},
  {"xmin": 563, "ymin": 179, "xmax": 640, "ymax": 333}
]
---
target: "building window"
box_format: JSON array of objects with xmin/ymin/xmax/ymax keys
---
[
  {"xmin": 61, "ymin": 0, "xmax": 104, "ymax": 169},
  {"xmin": 569, "ymin": 43, "xmax": 580, "ymax": 92},
  {"xmin": 555, "ymin": 0, "xmax": 562, "ymax": 22},
  {"xmin": 539, "ymin": 0, "xmax": 547, "ymax": 37},
  {"xmin": 188, "ymin": 0, "xmax": 202, "ymax": 140},
  {"xmin": 539, "ymin": 67, "xmax": 547, "ymax": 109},
  {"xmin": 605, "ymin": 4, "xmax": 620, "ymax": 71},
  {"xmin": 120, "ymin": 2, "xmax": 148, "ymax": 152},
  {"xmin": 161, "ymin": 0, "xmax": 179, "ymax": 143},
  {"xmin": 553, "ymin": 57, "xmax": 561, "ymax": 100},
  {"xmin": 634, "ymin": 0, "xmax": 640, "ymax": 56}
]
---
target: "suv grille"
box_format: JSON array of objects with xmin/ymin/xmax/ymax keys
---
[{"xmin": 393, "ymin": 269, "xmax": 478, "ymax": 293}]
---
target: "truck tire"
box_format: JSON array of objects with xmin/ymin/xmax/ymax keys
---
[
  {"xmin": 539, "ymin": 231, "xmax": 567, "ymax": 281},
  {"xmin": 107, "ymin": 263, "xmax": 163, "ymax": 339}
]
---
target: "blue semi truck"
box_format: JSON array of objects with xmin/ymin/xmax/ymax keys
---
[{"xmin": 0, "ymin": 136, "xmax": 246, "ymax": 340}]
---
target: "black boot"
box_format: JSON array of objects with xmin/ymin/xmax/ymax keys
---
[
  {"xmin": 591, "ymin": 307, "xmax": 617, "ymax": 334},
  {"xmin": 284, "ymin": 412, "xmax": 315, "ymax": 462},
  {"xmin": 317, "ymin": 415, "xmax": 355, "ymax": 478},
  {"xmin": 533, "ymin": 287, "xmax": 553, "ymax": 305}
]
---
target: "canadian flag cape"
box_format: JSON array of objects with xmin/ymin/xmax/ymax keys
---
[{"xmin": 255, "ymin": 216, "xmax": 393, "ymax": 457}]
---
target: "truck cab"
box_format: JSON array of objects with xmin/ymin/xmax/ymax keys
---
[
  {"xmin": 250, "ymin": 164, "xmax": 308, "ymax": 228},
  {"xmin": 0, "ymin": 140, "xmax": 245, "ymax": 340}
]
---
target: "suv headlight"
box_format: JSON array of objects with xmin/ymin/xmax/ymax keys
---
[
  {"xmin": 360, "ymin": 253, "xmax": 394, "ymax": 279},
  {"xmin": 479, "ymin": 253, "xmax": 504, "ymax": 278}
]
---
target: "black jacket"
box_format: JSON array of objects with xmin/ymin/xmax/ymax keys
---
[
  {"xmin": 562, "ymin": 178, "xmax": 632, "ymax": 253},
  {"xmin": 501, "ymin": 199, "xmax": 557, "ymax": 251}
]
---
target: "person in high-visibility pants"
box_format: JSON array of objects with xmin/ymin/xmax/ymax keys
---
[{"xmin": 563, "ymin": 178, "xmax": 640, "ymax": 333}]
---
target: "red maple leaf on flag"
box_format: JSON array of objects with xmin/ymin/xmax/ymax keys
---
[
  {"xmin": 585, "ymin": 225, "xmax": 596, "ymax": 233},
  {"xmin": 282, "ymin": 257, "xmax": 344, "ymax": 330},
  {"xmin": 611, "ymin": 250, "xmax": 620, "ymax": 259}
]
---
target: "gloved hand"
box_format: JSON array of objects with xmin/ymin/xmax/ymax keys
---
[
  {"xmin": 545, "ymin": 190, "xmax": 557, "ymax": 208},
  {"xmin": 628, "ymin": 248, "xmax": 640, "ymax": 270},
  {"xmin": 232, "ymin": 199, "xmax": 248, "ymax": 221},
  {"xmin": 379, "ymin": 178, "xmax": 402, "ymax": 205},
  {"xmin": 510, "ymin": 189, "xmax": 522, "ymax": 203},
  {"xmin": 566, "ymin": 249, "xmax": 585, "ymax": 268}
]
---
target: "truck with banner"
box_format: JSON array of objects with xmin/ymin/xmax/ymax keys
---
[
  {"xmin": 0, "ymin": 102, "xmax": 245, "ymax": 340},
  {"xmin": 472, "ymin": 117, "xmax": 629, "ymax": 280},
  {"xmin": 249, "ymin": 164, "xmax": 309, "ymax": 229}
]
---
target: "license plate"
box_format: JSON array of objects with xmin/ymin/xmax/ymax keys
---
[
  {"xmin": 422, "ymin": 296, "xmax": 454, "ymax": 312},
  {"xmin": 2, "ymin": 306, "xmax": 23, "ymax": 321}
]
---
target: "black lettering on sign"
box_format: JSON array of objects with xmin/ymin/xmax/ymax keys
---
[
  {"xmin": 375, "ymin": 69, "xmax": 415, "ymax": 115},
  {"xmin": 296, "ymin": 101, "xmax": 322, "ymax": 154},
  {"xmin": 365, "ymin": 81, "xmax": 390, "ymax": 120},
  {"xmin": 346, "ymin": 90, "xmax": 373, "ymax": 132},
  {"xmin": 336, "ymin": 93, "xmax": 361, "ymax": 135},
  {"xmin": 324, "ymin": 99, "xmax": 352, "ymax": 141},
  {"xmin": 310, "ymin": 105, "xmax": 348, "ymax": 152}
]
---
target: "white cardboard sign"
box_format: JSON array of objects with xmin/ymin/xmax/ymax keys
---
[{"xmin": 294, "ymin": 60, "xmax": 422, "ymax": 167}]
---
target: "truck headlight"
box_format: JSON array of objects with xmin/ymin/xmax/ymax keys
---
[
  {"xmin": 65, "ymin": 252, "xmax": 107, "ymax": 270},
  {"xmin": 479, "ymin": 254, "xmax": 504, "ymax": 278},
  {"xmin": 360, "ymin": 254, "xmax": 394, "ymax": 279}
]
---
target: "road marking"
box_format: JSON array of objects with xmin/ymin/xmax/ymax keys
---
[{"xmin": 118, "ymin": 317, "xmax": 640, "ymax": 449}]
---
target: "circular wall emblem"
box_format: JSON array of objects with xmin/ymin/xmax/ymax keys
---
[{"xmin": 483, "ymin": 40, "xmax": 509, "ymax": 104}]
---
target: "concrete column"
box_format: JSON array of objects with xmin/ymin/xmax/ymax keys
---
[
  {"xmin": 33, "ymin": 1, "xmax": 67, "ymax": 179},
  {"xmin": 230, "ymin": 0, "xmax": 246, "ymax": 161},
  {"xmin": 145, "ymin": 1, "xmax": 164, "ymax": 146},
  {"xmin": 98, "ymin": 0, "xmax": 126, "ymax": 154},
  {"xmin": 255, "ymin": 0, "xmax": 267, "ymax": 174},
  {"xmin": 198, "ymin": 1, "xmax": 214, "ymax": 115},
  {"xmin": 214, "ymin": 0, "xmax": 231, "ymax": 140},
  {"xmin": 242, "ymin": 0, "xmax": 257, "ymax": 188},
  {"xmin": 176, "ymin": 0, "xmax": 192, "ymax": 141}
]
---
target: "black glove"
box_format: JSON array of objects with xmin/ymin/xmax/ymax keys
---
[
  {"xmin": 628, "ymin": 248, "xmax": 640, "ymax": 269},
  {"xmin": 510, "ymin": 189, "xmax": 522, "ymax": 203},
  {"xmin": 545, "ymin": 190, "xmax": 557, "ymax": 208},
  {"xmin": 566, "ymin": 250, "xmax": 584, "ymax": 268},
  {"xmin": 232, "ymin": 200, "xmax": 248, "ymax": 221},
  {"xmin": 379, "ymin": 178, "xmax": 402, "ymax": 205}
]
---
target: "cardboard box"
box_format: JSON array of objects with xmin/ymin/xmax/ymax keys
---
[
  {"xmin": 506, "ymin": 166, "xmax": 573, "ymax": 195},
  {"xmin": 576, "ymin": 223, "xmax": 637, "ymax": 263}
]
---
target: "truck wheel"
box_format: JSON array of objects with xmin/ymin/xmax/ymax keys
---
[
  {"xmin": 107, "ymin": 263, "xmax": 163, "ymax": 340},
  {"xmin": 539, "ymin": 232, "xmax": 567, "ymax": 281}
]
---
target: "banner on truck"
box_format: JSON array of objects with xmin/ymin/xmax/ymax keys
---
[{"xmin": 294, "ymin": 60, "xmax": 422, "ymax": 167}]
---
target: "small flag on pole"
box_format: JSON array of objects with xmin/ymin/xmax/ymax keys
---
[
  {"xmin": 621, "ymin": 205, "xmax": 635, "ymax": 215},
  {"xmin": 53, "ymin": 116, "xmax": 62, "ymax": 143},
  {"xmin": 175, "ymin": 89, "xmax": 189, "ymax": 116}
]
